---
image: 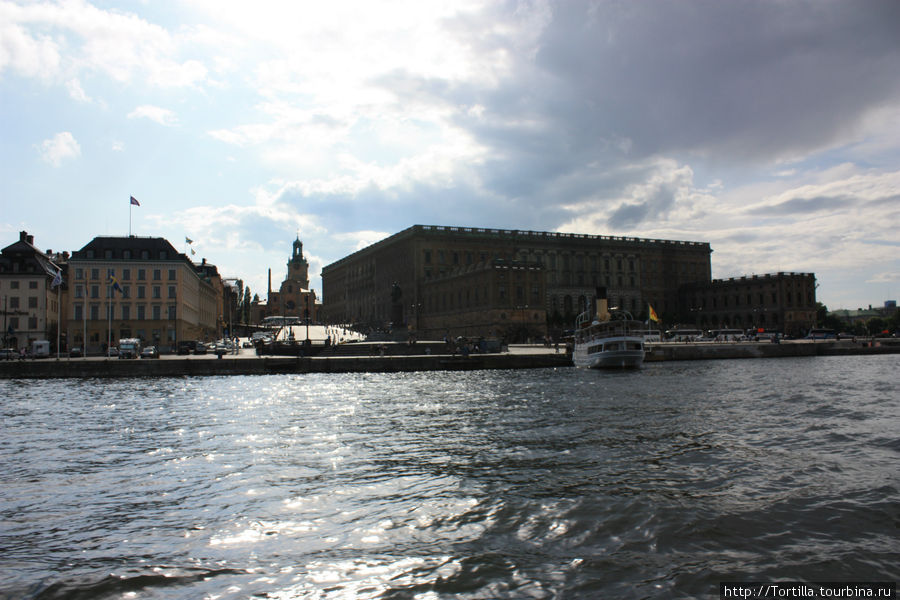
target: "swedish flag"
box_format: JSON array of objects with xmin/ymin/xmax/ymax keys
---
[{"xmin": 109, "ymin": 275, "xmax": 124, "ymax": 296}]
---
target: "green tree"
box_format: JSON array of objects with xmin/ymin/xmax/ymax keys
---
[{"xmin": 866, "ymin": 316, "xmax": 887, "ymax": 336}]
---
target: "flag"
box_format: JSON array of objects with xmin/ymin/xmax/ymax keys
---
[
  {"xmin": 191, "ymin": 248, "xmax": 196, "ymax": 255},
  {"xmin": 109, "ymin": 274, "xmax": 124, "ymax": 295},
  {"xmin": 51, "ymin": 269, "xmax": 63, "ymax": 289},
  {"xmin": 185, "ymin": 237, "xmax": 193, "ymax": 244},
  {"xmin": 648, "ymin": 304, "xmax": 660, "ymax": 323},
  {"xmin": 130, "ymin": 196, "xmax": 140, "ymax": 206}
]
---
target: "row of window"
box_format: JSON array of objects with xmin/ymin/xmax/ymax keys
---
[
  {"xmin": 73, "ymin": 303, "xmax": 177, "ymax": 321},
  {"xmin": 73, "ymin": 284, "xmax": 176, "ymax": 300},
  {"xmin": 0, "ymin": 280, "xmax": 40, "ymax": 290},
  {"xmin": 424, "ymin": 284, "xmax": 544, "ymax": 313},
  {"xmin": 73, "ymin": 267, "xmax": 177, "ymax": 282},
  {"xmin": 5, "ymin": 316, "xmax": 39, "ymax": 330},
  {"xmin": 422, "ymin": 249, "xmax": 643, "ymax": 273},
  {"xmin": 4, "ymin": 296, "xmax": 40, "ymax": 309},
  {"xmin": 84, "ymin": 249, "xmax": 170, "ymax": 261},
  {"xmin": 690, "ymin": 290, "xmax": 814, "ymax": 310}
]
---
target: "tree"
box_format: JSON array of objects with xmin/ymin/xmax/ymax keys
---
[{"xmin": 866, "ymin": 316, "xmax": 887, "ymax": 336}]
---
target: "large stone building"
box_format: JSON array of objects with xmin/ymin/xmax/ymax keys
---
[
  {"xmin": 66, "ymin": 236, "xmax": 221, "ymax": 352},
  {"xmin": 679, "ymin": 272, "xmax": 817, "ymax": 337},
  {"xmin": 0, "ymin": 231, "xmax": 66, "ymax": 352},
  {"xmin": 321, "ymin": 224, "xmax": 713, "ymax": 340}
]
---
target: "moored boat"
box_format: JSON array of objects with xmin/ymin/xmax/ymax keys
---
[{"xmin": 573, "ymin": 289, "xmax": 644, "ymax": 369}]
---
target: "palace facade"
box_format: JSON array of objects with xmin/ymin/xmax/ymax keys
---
[
  {"xmin": 679, "ymin": 272, "xmax": 817, "ymax": 337},
  {"xmin": 321, "ymin": 225, "xmax": 714, "ymax": 340}
]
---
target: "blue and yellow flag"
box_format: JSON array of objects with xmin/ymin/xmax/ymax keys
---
[{"xmin": 109, "ymin": 275, "xmax": 124, "ymax": 295}]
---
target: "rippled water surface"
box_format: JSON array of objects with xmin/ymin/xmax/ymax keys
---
[{"xmin": 1, "ymin": 355, "xmax": 898, "ymax": 599}]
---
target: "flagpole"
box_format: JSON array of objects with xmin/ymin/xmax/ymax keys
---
[
  {"xmin": 56, "ymin": 285, "xmax": 60, "ymax": 360},
  {"xmin": 129, "ymin": 202, "xmax": 132, "ymax": 237},
  {"xmin": 107, "ymin": 280, "xmax": 112, "ymax": 357}
]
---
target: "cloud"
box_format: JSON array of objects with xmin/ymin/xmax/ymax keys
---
[
  {"xmin": 127, "ymin": 105, "xmax": 178, "ymax": 126},
  {"xmin": 38, "ymin": 131, "xmax": 80, "ymax": 166},
  {"xmin": 0, "ymin": 0, "xmax": 209, "ymax": 87}
]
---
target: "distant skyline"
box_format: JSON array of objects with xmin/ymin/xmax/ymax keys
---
[{"xmin": 2, "ymin": 0, "xmax": 898, "ymax": 310}]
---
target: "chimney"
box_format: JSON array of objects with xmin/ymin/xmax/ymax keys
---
[
  {"xmin": 27, "ymin": 234, "xmax": 34, "ymax": 245},
  {"xmin": 595, "ymin": 287, "xmax": 610, "ymax": 322},
  {"xmin": 19, "ymin": 231, "xmax": 27, "ymax": 242},
  {"xmin": 268, "ymin": 268, "xmax": 272, "ymax": 295}
]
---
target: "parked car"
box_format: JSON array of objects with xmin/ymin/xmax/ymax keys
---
[
  {"xmin": 193, "ymin": 343, "xmax": 207, "ymax": 355},
  {"xmin": 107, "ymin": 347, "xmax": 119, "ymax": 357},
  {"xmin": 141, "ymin": 345, "xmax": 160, "ymax": 359},
  {"xmin": 68, "ymin": 347, "xmax": 83, "ymax": 358},
  {"xmin": 0, "ymin": 348, "xmax": 15, "ymax": 360}
]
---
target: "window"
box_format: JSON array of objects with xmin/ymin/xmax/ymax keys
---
[
  {"xmin": 137, "ymin": 286, "xmax": 145, "ymax": 299},
  {"xmin": 29, "ymin": 281, "xmax": 38, "ymax": 289},
  {"xmin": 91, "ymin": 285, "xmax": 99, "ymax": 299},
  {"xmin": 74, "ymin": 303, "xmax": 83, "ymax": 321},
  {"xmin": 75, "ymin": 285, "xmax": 82, "ymax": 298},
  {"xmin": 424, "ymin": 250, "xmax": 431, "ymax": 264},
  {"xmin": 152, "ymin": 305, "xmax": 161, "ymax": 320},
  {"xmin": 75, "ymin": 268, "xmax": 84, "ymax": 280},
  {"xmin": 9, "ymin": 297, "xmax": 19, "ymax": 309},
  {"xmin": 138, "ymin": 269, "xmax": 146, "ymax": 281},
  {"xmin": 91, "ymin": 268, "xmax": 99, "ymax": 280},
  {"xmin": 28, "ymin": 296, "xmax": 37, "ymax": 308},
  {"xmin": 123, "ymin": 250, "xmax": 131, "ymax": 259},
  {"xmin": 90, "ymin": 304, "xmax": 99, "ymax": 320},
  {"xmin": 168, "ymin": 269, "xmax": 176, "ymax": 280},
  {"xmin": 168, "ymin": 286, "xmax": 176, "ymax": 299},
  {"xmin": 121, "ymin": 305, "xmax": 130, "ymax": 320},
  {"xmin": 137, "ymin": 305, "xmax": 146, "ymax": 320},
  {"xmin": 123, "ymin": 269, "xmax": 131, "ymax": 280},
  {"xmin": 152, "ymin": 286, "xmax": 161, "ymax": 299},
  {"xmin": 153, "ymin": 269, "xmax": 161, "ymax": 281},
  {"xmin": 28, "ymin": 317, "xmax": 37, "ymax": 329},
  {"xmin": 168, "ymin": 305, "xmax": 176, "ymax": 320}
]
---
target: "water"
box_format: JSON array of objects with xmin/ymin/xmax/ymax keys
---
[{"xmin": 1, "ymin": 355, "xmax": 897, "ymax": 599}]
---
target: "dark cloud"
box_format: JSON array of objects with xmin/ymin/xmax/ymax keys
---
[
  {"xmin": 747, "ymin": 195, "xmax": 854, "ymax": 216},
  {"xmin": 383, "ymin": 1, "xmax": 900, "ymax": 232}
]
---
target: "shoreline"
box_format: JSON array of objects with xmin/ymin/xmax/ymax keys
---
[{"xmin": 0, "ymin": 340, "xmax": 896, "ymax": 379}]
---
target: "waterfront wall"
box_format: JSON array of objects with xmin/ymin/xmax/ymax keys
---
[
  {"xmin": 0, "ymin": 353, "xmax": 572, "ymax": 379},
  {"xmin": 1, "ymin": 341, "xmax": 896, "ymax": 379}
]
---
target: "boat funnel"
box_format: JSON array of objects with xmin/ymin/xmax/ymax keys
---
[{"xmin": 595, "ymin": 287, "xmax": 610, "ymax": 322}]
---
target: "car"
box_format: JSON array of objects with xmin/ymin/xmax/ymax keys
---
[
  {"xmin": 107, "ymin": 347, "xmax": 119, "ymax": 357},
  {"xmin": 0, "ymin": 348, "xmax": 15, "ymax": 360},
  {"xmin": 193, "ymin": 343, "xmax": 208, "ymax": 355},
  {"xmin": 68, "ymin": 347, "xmax": 83, "ymax": 358},
  {"xmin": 141, "ymin": 345, "xmax": 159, "ymax": 359}
]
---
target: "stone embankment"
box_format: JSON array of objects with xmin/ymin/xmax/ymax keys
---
[{"xmin": 0, "ymin": 340, "xmax": 895, "ymax": 379}]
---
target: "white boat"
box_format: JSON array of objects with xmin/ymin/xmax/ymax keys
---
[{"xmin": 572, "ymin": 295, "xmax": 644, "ymax": 369}]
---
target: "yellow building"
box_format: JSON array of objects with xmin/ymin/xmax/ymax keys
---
[
  {"xmin": 0, "ymin": 231, "xmax": 66, "ymax": 352},
  {"xmin": 66, "ymin": 236, "xmax": 220, "ymax": 353}
]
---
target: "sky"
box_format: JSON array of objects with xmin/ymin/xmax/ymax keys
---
[{"xmin": 2, "ymin": 0, "xmax": 899, "ymax": 310}]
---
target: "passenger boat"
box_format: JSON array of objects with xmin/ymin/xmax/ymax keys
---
[{"xmin": 572, "ymin": 291, "xmax": 644, "ymax": 369}]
